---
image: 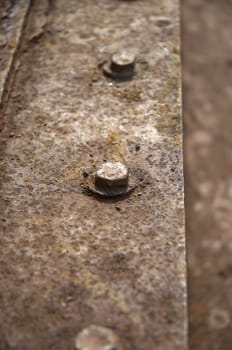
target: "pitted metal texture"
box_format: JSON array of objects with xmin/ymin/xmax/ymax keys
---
[{"xmin": 0, "ymin": 1, "xmax": 186, "ymax": 349}]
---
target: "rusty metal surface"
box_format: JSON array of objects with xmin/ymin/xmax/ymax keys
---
[
  {"xmin": 0, "ymin": 1, "xmax": 186, "ymax": 349},
  {"xmin": 0, "ymin": 0, "xmax": 31, "ymax": 107}
]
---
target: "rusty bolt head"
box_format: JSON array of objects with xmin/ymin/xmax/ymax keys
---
[
  {"xmin": 103, "ymin": 51, "xmax": 136, "ymax": 80},
  {"xmin": 111, "ymin": 52, "xmax": 135, "ymax": 75},
  {"xmin": 75, "ymin": 325, "xmax": 123, "ymax": 350},
  {"xmin": 95, "ymin": 161, "xmax": 129, "ymax": 195},
  {"xmin": 84, "ymin": 161, "xmax": 137, "ymax": 197}
]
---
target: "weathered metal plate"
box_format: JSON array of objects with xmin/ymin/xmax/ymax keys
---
[{"xmin": 0, "ymin": 0, "xmax": 187, "ymax": 349}]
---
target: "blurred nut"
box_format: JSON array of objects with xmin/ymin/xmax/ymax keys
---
[{"xmin": 75, "ymin": 325, "xmax": 124, "ymax": 350}]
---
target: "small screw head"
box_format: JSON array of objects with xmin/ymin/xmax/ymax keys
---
[
  {"xmin": 75, "ymin": 325, "xmax": 123, "ymax": 350},
  {"xmin": 103, "ymin": 51, "xmax": 136, "ymax": 80}
]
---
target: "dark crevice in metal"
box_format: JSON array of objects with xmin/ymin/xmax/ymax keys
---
[{"xmin": 0, "ymin": 0, "xmax": 32, "ymax": 121}]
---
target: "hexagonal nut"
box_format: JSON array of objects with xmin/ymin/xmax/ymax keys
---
[
  {"xmin": 103, "ymin": 51, "xmax": 136, "ymax": 80},
  {"xmin": 95, "ymin": 162, "xmax": 129, "ymax": 193}
]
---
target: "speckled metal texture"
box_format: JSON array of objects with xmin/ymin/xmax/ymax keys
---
[{"xmin": 0, "ymin": 0, "xmax": 186, "ymax": 349}]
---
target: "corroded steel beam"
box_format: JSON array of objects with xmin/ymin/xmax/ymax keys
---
[{"xmin": 0, "ymin": 1, "xmax": 187, "ymax": 349}]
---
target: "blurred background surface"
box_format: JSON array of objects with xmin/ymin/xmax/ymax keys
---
[{"xmin": 183, "ymin": 0, "xmax": 232, "ymax": 349}]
